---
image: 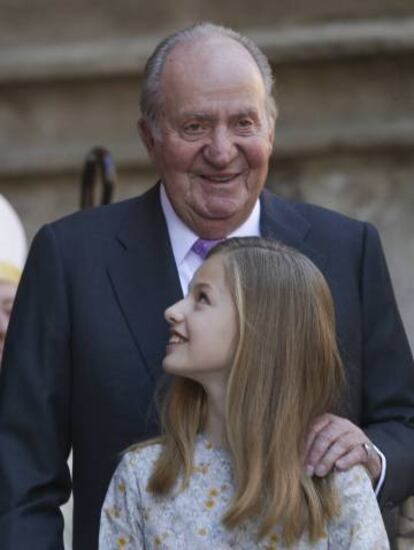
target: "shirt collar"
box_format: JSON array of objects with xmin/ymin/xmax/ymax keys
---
[
  {"xmin": 160, "ymin": 184, "xmax": 198, "ymax": 266},
  {"xmin": 160, "ymin": 184, "xmax": 261, "ymax": 265}
]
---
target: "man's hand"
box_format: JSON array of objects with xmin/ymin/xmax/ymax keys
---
[{"xmin": 305, "ymin": 413, "xmax": 382, "ymax": 484}]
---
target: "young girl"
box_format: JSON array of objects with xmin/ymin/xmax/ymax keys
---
[{"xmin": 99, "ymin": 238, "xmax": 389, "ymax": 549}]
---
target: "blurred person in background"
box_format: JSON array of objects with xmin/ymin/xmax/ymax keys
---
[{"xmin": 0, "ymin": 195, "xmax": 26, "ymax": 365}]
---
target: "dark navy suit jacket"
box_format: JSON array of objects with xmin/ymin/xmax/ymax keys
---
[{"xmin": 0, "ymin": 184, "xmax": 413, "ymax": 549}]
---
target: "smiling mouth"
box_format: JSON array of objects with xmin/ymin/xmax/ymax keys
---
[
  {"xmin": 168, "ymin": 332, "xmax": 188, "ymax": 344},
  {"xmin": 199, "ymin": 173, "xmax": 240, "ymax": 183}
]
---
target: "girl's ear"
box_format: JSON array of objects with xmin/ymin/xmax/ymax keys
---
[{"xmin": 137, "ymin": 119, "xmax": 156, "ymax": 158}]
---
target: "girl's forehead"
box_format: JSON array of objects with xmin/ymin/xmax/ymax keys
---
[{"xmin": 193, "ymin": 255, "xmax": 228, "ymax": 289}]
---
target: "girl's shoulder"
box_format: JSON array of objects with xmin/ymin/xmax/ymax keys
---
[
  {"xmin": 126, "ymin": 440, "xmax": 163, "ymax": 461},
  {"xmin": 331, "ymin": 464, "xmax": 373, "ymax": 497},
  {"xmin": 117, "ymin": 440, "xmax": 163, "ymax": 483},
  {"xmin": 330, "ymin": 464, "xmax": 379, "ymax": 513},
  {"xmin": 328, "ymin": 466, "xmax": 390, "ymax": 548}
]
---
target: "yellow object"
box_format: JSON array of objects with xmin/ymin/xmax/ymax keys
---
[
  {"xmin": 0, "ymin": 194, "xmax": 27, "ymax": 281},
  {"xmin": 0, "ymin": 261, "xmax": 21, "ymax": 285}
]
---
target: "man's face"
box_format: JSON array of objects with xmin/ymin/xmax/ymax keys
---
[
  {"xmin": 140, "ymin": 36, "xmax": 274, "ymax": 238},
  {"xmin": 0, "ymin": 281, "xmax": 17, "ymax": 362}
]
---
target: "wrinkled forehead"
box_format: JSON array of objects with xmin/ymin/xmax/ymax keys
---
[{"xmin": 161, "ymin": 35, "xmax": 266, "ymax": 104}]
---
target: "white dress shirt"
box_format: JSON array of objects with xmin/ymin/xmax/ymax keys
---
[{"xmin": 160, "ymin": 184, "xmax": 261, "ymax": 295}]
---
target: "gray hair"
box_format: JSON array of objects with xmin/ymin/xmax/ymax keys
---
[{"xmin": 140, "ymin": 22, "xmax": 278, "ymax": 130}]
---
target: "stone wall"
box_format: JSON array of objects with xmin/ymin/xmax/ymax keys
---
[
  {"xmin": 1, "ymin": 4, "xmax": 413, "ymax": 547},
  {"xmin": 2, "ymin": 0, "xmax": 414, "ymax": 46},
  {"xmin": 1, "ymin": 9, "xmax": 413, "ymax": 347}
]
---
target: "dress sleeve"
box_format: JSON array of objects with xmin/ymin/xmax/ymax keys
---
[
  {"xmin": 328, "ymin": 465, "xmax": 390, "ymax": 549},
  {"xmin": 99, "ymin": 453, "xmax": 145, "ymax": 550}
]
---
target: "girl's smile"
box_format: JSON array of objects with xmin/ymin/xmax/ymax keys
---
[{"xmin": 163, "ymin": 255, "xmax": 237, "ymax": 382}]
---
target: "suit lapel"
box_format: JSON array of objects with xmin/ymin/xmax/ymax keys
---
[
  {"xmin": 107, "ymin": 185, "xmax": 182, "ymax": 382},
  {"xmin": 260, "ymin": 189, "xmax": 327, "ymax": 273},
  {"xmin": 107, "ymin": 187, "xmax": 327, "ymax": 382}
]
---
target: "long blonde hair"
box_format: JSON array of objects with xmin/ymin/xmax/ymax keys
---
[{"xmin": 147, "ymin": 237, "xmax": 344, "ymax": 545}]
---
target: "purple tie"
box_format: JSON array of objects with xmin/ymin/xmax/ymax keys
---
[{"xmin": 191, "ymin": 238, "xmax": 223, "ymax": 260}]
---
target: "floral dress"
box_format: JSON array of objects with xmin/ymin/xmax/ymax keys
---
[{"xmin": 99, "ymin": 435, "xmax": 389, "ymax": 549}]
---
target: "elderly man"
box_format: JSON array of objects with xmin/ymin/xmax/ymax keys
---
[{"xmin": 0, "ymin": 23, "xmax": 413, "ymax": 549}]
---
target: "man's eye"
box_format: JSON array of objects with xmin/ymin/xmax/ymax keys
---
[
  {"xmin": 237, "ymin": 118, "xmax": 254, "ymax": 129},
  {"xmin": 183, "ymin": 122, "xmax": 204, "ymax": 133}
]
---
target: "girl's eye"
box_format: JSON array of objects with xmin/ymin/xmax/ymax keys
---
[{"xmin": 198, "ymin": 291, "xmax": 209, "ymax": 304}]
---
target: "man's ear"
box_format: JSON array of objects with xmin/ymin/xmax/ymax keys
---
[
  {"xmin": 137, "ymin": 119, "xmax": 156, "ymax": 158},
  {"xmin": 265, "ymin": 115, "xmax": 276, "ymax": 156},
  {"xmin": 269, "ymin": 110, "xmax": 277, "ymax": 149},
  {"xmin": 269, "ymin": 126, "xmax": 275, "ymax": 152}
]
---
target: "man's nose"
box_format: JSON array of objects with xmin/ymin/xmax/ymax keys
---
[{"xmin": 203, "ymin": 127, "xmax": 237, "ymax": 167}]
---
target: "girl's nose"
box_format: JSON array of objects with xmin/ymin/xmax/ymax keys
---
[{"xmin": 164, "ymin": 299, "xmax": 185, "ymax": 324}]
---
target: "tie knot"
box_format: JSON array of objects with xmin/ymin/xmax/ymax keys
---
[{"xmin": 191, "ymin": 238, "xmax": 223, "ymax": 260}]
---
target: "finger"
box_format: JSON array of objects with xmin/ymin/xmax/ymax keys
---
[
  {"xmin": 304, "ymin": 413, "xmax": 334, "ymax": 456},
  {"xmin": 336, "ymin": 442, "xmax": 382, "ymax": 482},
  {"xmin": 335, "ymin": 445, "xmax": 367, "ymax": 471},
  {"xmin": 313, "ymin": 432, "xmax": 356, "ymax": 477},
  {"xmin": 306, "ymin": 420, "xmax": 353, "ymax": 471}
]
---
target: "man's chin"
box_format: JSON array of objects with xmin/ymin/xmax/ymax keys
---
[
  {"xmin": 186, "ymin": 203, "xmax": 254, "ymax": 237},
  {"xmin": 195, "ymin": 194, "xmax": 251, "ymax": 219}
]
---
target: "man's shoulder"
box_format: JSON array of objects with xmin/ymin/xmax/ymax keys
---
[
  {"xmin": 262, "ymin": 189, "xmax": 371, "ymax": 254},
  {"xmin": 27, "ymin": 185, "xmax": 162, "ymax": 265},
  {"xmin": 263, "ymin": 189, "xmax": 365, "ymax": 230},
  {"xmin": 50, "ymin": 184, "xmax": 159, "ymax": 235}
]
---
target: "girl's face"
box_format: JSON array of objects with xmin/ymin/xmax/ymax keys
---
[{"xmin": 163, "ymin": 255, "xmax": 238, "ymax": 382}]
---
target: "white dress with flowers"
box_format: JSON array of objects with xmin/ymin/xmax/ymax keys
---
[{"xmin": 99, "ymin": 435, "xmax": 389, "ymax": 549}]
